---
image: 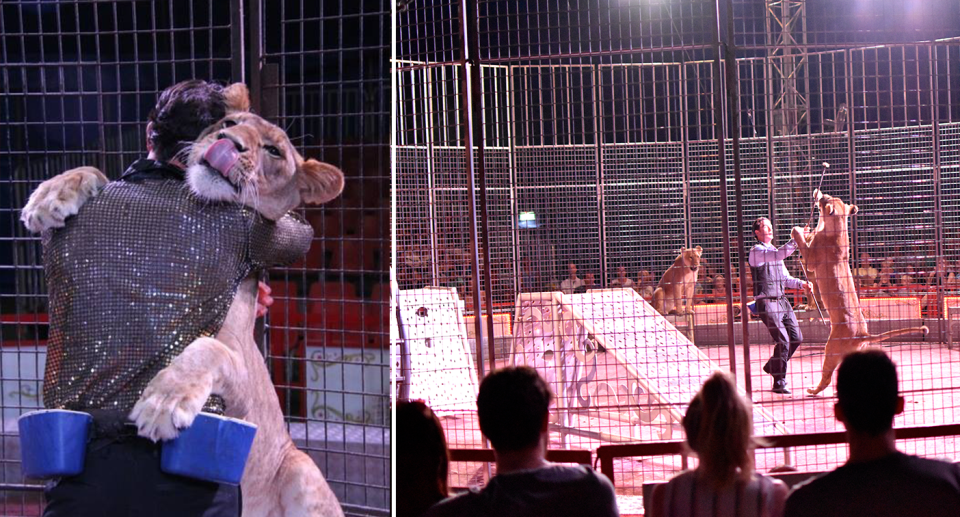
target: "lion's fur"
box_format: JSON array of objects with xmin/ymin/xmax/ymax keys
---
[
  {"xmin": 792, "ymin": 190, "xmax": 927, "ymax": 396},
  {"xmin": 185, "ymin": 111, "xmax": 344, "ymax": 221},
  {"xmin": 652, "ymin": 246, "xmax": 702, "ymax": 315},
  {"xmin": 21, "ymin": 88, "xmax": 345, "ymax": 516}
]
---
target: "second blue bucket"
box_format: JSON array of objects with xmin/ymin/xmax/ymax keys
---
[
  {"xmin": 18, "ymin": 409, "xmax": 92, "ymax": 479},
  {"xmin": 160, "ymin": 413, "xmax": 257, "ymax": 485}
]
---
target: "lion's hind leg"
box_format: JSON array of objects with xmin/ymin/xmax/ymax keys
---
[
  {"xmin": 652, "ymin": 287, "xmax": 665, "ymax": 314},
  {"xmin": 807, "ymin": 335, "xmax": 861, "ymax": 396},
  {"xmin": 275, "ymin": 449, "xmax": 343, "ymax": 517}
]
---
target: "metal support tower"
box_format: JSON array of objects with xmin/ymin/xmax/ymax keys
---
[
  {"xmin": 765, "ymin": 0, "xmax": 809, "ymax": 137},
  {"xmin": 765, "ymin": 0, "xmax": 811, "ymax": 234}
]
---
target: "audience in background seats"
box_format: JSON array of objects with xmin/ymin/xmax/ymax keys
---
[
  {"xmin": 636, "ymin": 270, "xmax": 655, "ymax": 300},
  {"xmin": 520, "ymin": 257, "xmax": 541, "ymax": 292},
  {"xmin": 854, "ymin": 252, "xmax": 879, "ymax": 289},
  {"xmin": 610, "ymin": 266, "xmax": 634, "ymax": 288},
  {"xmin": 785, "ymin": 350, "xmax": 960, "ymax": 517},
  {"xmin": 424, "ymin": 366, "xmax": 619, "ymax": 517},
  {"xmin": 708, "ymin": 274, "xmax": 727, "ymax": 304},
  {"xmin": 650, "ymin": 370, "xmax": 788, "ymax": 517},
  {"xmin": 583, "ymin": 272, "xmax": 597, "ymax": 291},
  {"xmin": 925, "ymin": 256, "xmax": 956, "ymax": 287},
  {"xmin": 895, "ymin": 267, "xmax": 916, "ymax": 296},
  {"xmin": 875, "ymin": 256, "xmax": 897, "ymax": 295},
  {"xmin": 398, "ymin": 400, "xmax": 450, "ymax": 517},
  {"xmin": 560, "ymin": 263, "xmax": 584, "ymax": 295}
]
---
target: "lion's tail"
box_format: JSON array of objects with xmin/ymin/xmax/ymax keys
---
[
  {"xmin": 652, "ymin": 287, "xmax": 664, "ymax": 314},
  {"xmin": 865, "ymin": 325, "xmax": 929, "ymax": 345}
]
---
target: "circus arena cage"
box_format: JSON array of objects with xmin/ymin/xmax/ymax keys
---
[
  {"xmin": 393, "ymin": 0, "xmax": 960, "ymax": 509},
  {"xmin": 0, "ymin": 1, "xmax": 389, "ymax": 515}
]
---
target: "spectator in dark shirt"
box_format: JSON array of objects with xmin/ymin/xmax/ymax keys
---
[
  {"xmin": 785, "ymin": 350, "xmax": 960, "ymax": 517},
  {"xmin": 424, "ymin": 366, "xmax": 619, "ymax": 517}
]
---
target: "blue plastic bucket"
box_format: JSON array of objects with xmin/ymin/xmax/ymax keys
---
[
  {"xmin": 160, "ymin": 413, "xmax": 257, "ymax": 485},
  {"xmin": 747, "ymin": 300, "xmax": 758, "ymax": 315},
  {"xmin": 18, "ymin": 409, "xmax": 92, "ymax": 479}
]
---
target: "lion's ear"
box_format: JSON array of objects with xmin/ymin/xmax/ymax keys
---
[
  {"xmin": 223, "ymin": 83, "xmax": 251, "ymax": 113},
  {"xmin": 298, "ymin": 159, "xmax": 345, "ymax": 205},
  {"xmin": 826, "ymin": 205, "xmax": 835, "ymax": 215},
  {"xmin": 695, "ymin": 245, "xmax": 703, "ymax": 255},
  {"xmin": 848, "ymin": 204, "xmax": 858, "ymax": 215}
]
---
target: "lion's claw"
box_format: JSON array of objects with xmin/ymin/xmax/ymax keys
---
[
  {"xmin": 129, "ymin": 369, "xmax": 212, "ymax": 442},
  {"xmin": 21, "ymin": 167, "xmax": 107, "ymax": 234}
]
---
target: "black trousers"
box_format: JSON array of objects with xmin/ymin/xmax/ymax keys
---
[
  {"xmin": 757, "ymin": 297, "xmax": 803, "ymax": 382},
  {"xmin": 42, "ymin": 411, "xmax": 240, "ymax": 517}
]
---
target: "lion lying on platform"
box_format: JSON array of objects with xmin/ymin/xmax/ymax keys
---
[
  {"xmin": 652, "ymin": 246, "xmax": 702, "ymax": 315},
  {"xmin": 791, "ymin": 190, "xmax": 927, "ymax": 396},
  {"xmin": 22, "ymin": 95, "xmax": 345, "ymax": 516}
]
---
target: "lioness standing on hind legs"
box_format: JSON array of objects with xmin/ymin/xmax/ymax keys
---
[
  {"xmin": 791, "ymin": 190, "xmax": 927, "ymax": 396},
  {"xmin": 749, "ymin": 216, "xmax": 813, "ymax": 395}
]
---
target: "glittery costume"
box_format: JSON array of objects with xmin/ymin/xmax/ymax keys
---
[{"xmin": 42, "ymin": 159, "xmax": 314, "ymax": 414}]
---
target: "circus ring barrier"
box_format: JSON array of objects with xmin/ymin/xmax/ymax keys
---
[{"xmin": 511, "ymin": 288, "xmax": 787, "ymax": 449}]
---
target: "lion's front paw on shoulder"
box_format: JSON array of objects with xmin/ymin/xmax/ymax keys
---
[
  {"xmin": 21, "ymin": 167, "xmax": 107, "ymax": 234},
  {"xmin": 129, "ymin": 369, "xmax": 213, "ymax": 442}
]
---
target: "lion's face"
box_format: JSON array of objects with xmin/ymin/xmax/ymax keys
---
[
  {"xmin": 185, "ymin": 112, "xmax": 344, "ymax": 220},
  {"xmin": 680, "ymin": 246, "xmax": 703, "ymax": 272},
  {"xmin": 815, "ymin": 189, "xmax": 858, "ymax": 231}
]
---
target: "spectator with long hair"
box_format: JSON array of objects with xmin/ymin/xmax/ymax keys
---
[
  {"xmin": 650, "ymin": 371, "xmax": 788, "ymax": 517},
  {"xmin": 398, "ymin": 400, "xmax": 450, "ymax": 517}
]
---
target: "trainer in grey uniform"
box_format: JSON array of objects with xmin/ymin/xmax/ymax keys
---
[{"xmin": 749, "ymin": 216, "xmax": 812, "ymax": 395}]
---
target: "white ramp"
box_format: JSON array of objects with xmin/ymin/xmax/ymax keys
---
[
  {"xmin": 396, "ymin": 287, "xmax": 478, "ymax": 414},
  {"xmin": 514, "ymin": 288, "xmax": 784, "ymax": 442}
]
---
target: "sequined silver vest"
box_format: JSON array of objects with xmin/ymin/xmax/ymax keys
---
[{"xmin": 42, "ymin": 160, "xmax": 314, "ymax": 413}]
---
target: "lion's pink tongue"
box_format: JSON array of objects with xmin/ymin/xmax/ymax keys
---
[{"xmin": 204, "ymin": 139, "xmax": 239, "ymax": 176}]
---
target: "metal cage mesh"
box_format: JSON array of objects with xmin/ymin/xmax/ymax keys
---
[
  {"xmin": 0, "ymin": 0, "xmax": 389, "ymax": 515},
  {"xmin": 394, "ymin": 0, "xmax": 960, "ymax": 507}
]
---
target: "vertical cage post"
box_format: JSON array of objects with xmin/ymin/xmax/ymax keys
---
[
  {"xmin": 931, "ymin": 43, "xmax": 945, "ymax": 333},
  {"xmin": 722, "ymin": 0, "xmax": 750, "ymax": 388},
  {"xmin": 507, "ymin": 66, "xmax": 522, "ymax": 297},
  {"xmin": 712, "ymin": 0, "xmax": 738, "ymax": 370},
  {"xmin": 229, "ymin": 0, "xmax": 245, "ymax": 83},
  {"xmin": 457, "ymin": 0, "xmax": 495, "ymax": 375},
  {"xmin": 680, "ymin": 62, "xmax": 693, "ymax": 250},
  {"xmin": 845, "ymin": 49, "xmax": 857, "ymax": 255},
  {"xmin": 595, "ymin": 64, "xmax": 608, "ymax": 287},
  {"xmin": 247, "ymin": 0, "xmax": 262, "ymax": 113}
]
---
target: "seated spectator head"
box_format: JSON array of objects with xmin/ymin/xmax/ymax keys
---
[
  {"xmin": 900, "ymin": 269, "xmax": 915, "ymax": 285},
  {"xmin": 835, "ymin": 350, "xmax": 903, "ymax": 437},
  {"xmin": 682, "ymin": 370, "xmax": 755, "ymax": 489},
  {"xmin": 617, "ymin": 266, "xmax": 627, "ymax": 279},
  {"xmin": 639, "ymin": 270, "xmax": 653, "ymax": 284},
  {"xmin": 567, "ymin": 263, "xmax": 578, "ymax": 279},
  {"xmin": 397, "ymin": 400, "xmax": 450, "ymax": 517},
  {"xmin": 712, "ymin": 275, "xmax": 725, "ymax": 294},
  {"xmin": 584, "ymin": 272, "xmax": 596, "ymax": 288},
  {"xmin": 477, "ymin": 366, "xmax": 553, "ymax": 453}
]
